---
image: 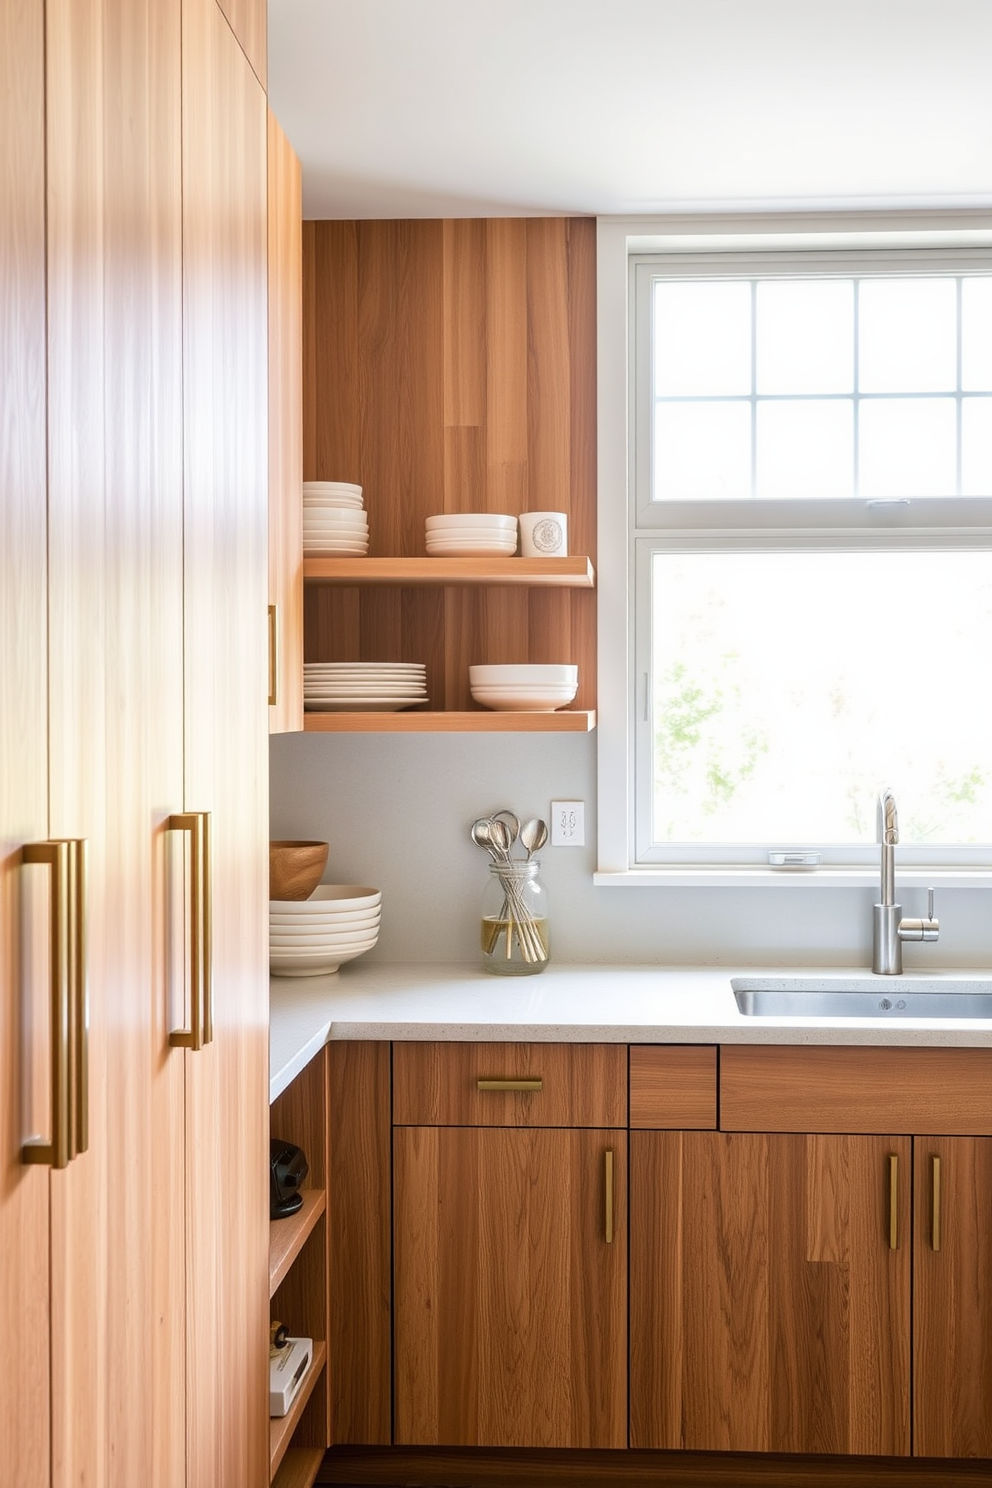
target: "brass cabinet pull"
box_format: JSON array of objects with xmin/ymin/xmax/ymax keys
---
[
  {"xmin": 604, "ymin": 1148, "xmax": 615, "ymax": 1244},
  {"xmin": 476, "ymin": 1078, "xmax": 542, "ymax": 1092},
  {"xmin": 22, "ymin": 839, "xmax": 87, "ymax": 1168},
  {"xmin": 932, "ymin": 1155, "xmax": 942, "ymax": 1253},
  {"xmin": 889, "ymin": 1153, "xmax": 899, "ymax": 1250},
  {"xmin": 267, "ymin": 603, "xmax": 278, "ymax": 707},
  {"xmin": 168, "ymin": 812, "xmax": 212, "ymax": 1051}
]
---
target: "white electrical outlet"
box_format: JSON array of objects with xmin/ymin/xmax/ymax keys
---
[{"xmin": 550, "ymin": 800, "xmax": 585, "ymax": 847}]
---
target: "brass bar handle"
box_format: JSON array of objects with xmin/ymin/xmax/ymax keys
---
[
  {"xmin": 66, "ymin": 839, "xmax": 88, "ymax": 1158},
  {"xmin": 268, "ymin": 603, "xmax": 278, "ymax": 708},
  {"xmin": 22, "ymin": 841, "xmax": 74, "ymax": 1168},
  {"xmin": 604, "ymin": 1148, "xmax": 615, "ymax": 1244},
  {"xmin": 932, "ymin": 1155, "xmax": 942, "ymax": 1253},
  {"xmin": 889, "ymin": 1153, "xmax": 899, "ymax": 1250},
  {"xmin": 476, "ymin": 1078, "xmax": 543, "ymax": 1092},
  {"xmin": 168, "ymin": 812, "xmax": 212, "ymax": 1051}
]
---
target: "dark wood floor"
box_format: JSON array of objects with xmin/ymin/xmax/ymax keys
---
[{"xmin": 316, "ymin": 1447, "xmax": 992, "ymax": 1488}]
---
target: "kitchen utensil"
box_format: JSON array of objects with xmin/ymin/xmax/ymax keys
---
[{"xmin": 521, "ymin": 818, "xmax": 548, "ymax": 860}]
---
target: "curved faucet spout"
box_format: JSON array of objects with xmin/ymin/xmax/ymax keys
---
[
  {"xmin": 872, "ymin": 788, "xmax": 939, "ymax": 974},
  {"xmin": 878, "ymin": 788, "xmax": 898, "ymax": 906}
]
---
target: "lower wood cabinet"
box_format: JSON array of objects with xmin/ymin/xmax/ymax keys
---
[
  {"xmin": 394, "ymin": 1124, "xmax": 627, "ymax": 1448},
  {"xmin": 630, "ymin": 1131, "xmax": 911, "ymax": 1456},
  {"xmin": 913, "ymin": 1136, "xmax": 992, "ymax": 1459}
]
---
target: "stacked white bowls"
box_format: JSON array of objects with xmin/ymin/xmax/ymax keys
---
[
  {"xmin": 269, "ymin": 885, "xmax": 381, "ymax": 976},
  {"xmin": 425, "ymin": 513, "xmax": 517, "ymax": 556},
  {"xmin": 304, "ymin": 481, "xmax": 369, "ymax": 556},
  {"xmin": 469, "ymin": 664, "xmax": 578, "ymax": 712}
]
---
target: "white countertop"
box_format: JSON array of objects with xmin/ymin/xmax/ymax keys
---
[{"xmin": 269, "ymin": 962, "xmax": 992, "ymax": 1102}]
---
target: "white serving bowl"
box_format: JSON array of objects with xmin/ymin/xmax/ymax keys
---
[
  {"xmin": 269, "ymin": 942, "xmax": 378, "ymax": 977},
  {"xmin": 469, "ymin": 663, "xmax": 578, "ymax": 686},
  {"xmin": 303, "ymin": 516, "xmax": 369, "ymax": 531},
  {"xmin": 470, "ymin": 688, "xmax": 577, "ymax": 712},
  {"xmin": 425, "ymin": 513, "xmax": 516, "ymax": 531},
  {"xmin": 270, "ymin": 909, "xmax": 381, "ymax": 934},
  {"xmin": 270, "ymin": 885, "xmax": 381, "ymax": 913},
  {"xmin": 303, "ymin": 496, "xmax": 364, "ymax": 509},
  {"xmin": 303, "ymin": 481, "xmax": 363, "ymax": 496},
  {"xmin": 270, "ymin": 936, "xmax": 379, "ymax": 956},
  {"xmin": 426, "ymin": 541, "xmax": 517, "ymax": 556},
  {"xmin": 303, "ymin": 541, "xmax": 370, "ymax": 555}
]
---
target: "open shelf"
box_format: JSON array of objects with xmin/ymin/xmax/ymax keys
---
[
  {"xmin": 303, "ymin": 709, "xmax": 596, "ymax": 734},
  {"xmin": 269, "ymin": 1188, "xmax": 327, "ymax": 1297},
  {"xmin": 303, "ymin": 555, "xmax": 594, "ymax": 587},
  {"xmin": 270, "ymin": 1445, "xmax": 324, "ymax": 1488},
  {"xmin": 270, "ymin": 1340, "xmax": 327, "ymax": 1481}
]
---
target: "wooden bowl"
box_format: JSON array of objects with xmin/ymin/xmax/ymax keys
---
[{"xmin": 269, "ymin": 840, "xmax": 329, "ymax": 901}]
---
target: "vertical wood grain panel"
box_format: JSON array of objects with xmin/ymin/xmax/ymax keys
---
[
  {"xmin": 215, "ymin": 0, "xmax": 266, "ymax": 88},
  {"xmin": 329, "ymin": 1041, "xmax": 392, "ymax": 1445},
  {"xmin": 484, "ymin": 219, "xmax": 529, "ymax": 513},
  {"xmin": 311, "ymin": 221, "xmax": 361, "ymax": 484},
  {"xmin": 268, "ymin": 108, "xmax": 304, "ymax": 733},
  {"xmin": 0, "ymin": 1, "xmax": 51, "ymax": 1482},
  {"xmin": 443, "ymin": 218, "xmax": 486, "ymax": 431},
  {"xmin": 102, "ymin": 0, "xmax": 187, "ymax": 1482},
  {"xmin": 914, "ymin": 1136, "xmax": 992, "ymax": 1458},
  {"xmin": 182, "ymin": 2, "xmax": 269, "ymax": 1482},
  {"xmin": 526, "ymin": 218, "xmax": 571, "ymax": 514},
  {"xmin": 45, "ymin": 1, "xmax": 107, "ymax": 1480},
  {"xmin": 394, "ymin": 1127, "xmax": 627, "ymax": 1448},
  {"xmin": 631, "ymin": 1132, "xmax": 910, "ymax": 1457}
]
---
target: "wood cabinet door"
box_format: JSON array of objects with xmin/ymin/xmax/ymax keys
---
[
  {"xmin": 0, "ymin": 1, "xmax": 51, "ymax": 1482},
  {"xmin": 631, "ymin": 1131, "xmax": 911, "ymax": 1457},
  {"xmin": 181, "ymin": 0, "xmax": 269, "ymax": 1484},
  {"xmin": 394, "ymin": 1126, "xmax": 627, "ymax": 1448},
  {"xmin": 914, "ymin": 1136, "xmax": 992, "ymax": 1458}
]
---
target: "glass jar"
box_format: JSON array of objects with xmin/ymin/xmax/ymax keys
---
[{"xmin": 480, "ymin": 859, "xmax": 549, "ymax": 976}]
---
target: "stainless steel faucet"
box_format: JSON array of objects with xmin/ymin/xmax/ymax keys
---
[{"xmin": 873, "ymin": 788, "xmax": 939, "ymax": 974}]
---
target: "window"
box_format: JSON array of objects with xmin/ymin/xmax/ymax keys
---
[{"xmin": 595, "ymin": 219, "xmax": 992, "ymax": 883}]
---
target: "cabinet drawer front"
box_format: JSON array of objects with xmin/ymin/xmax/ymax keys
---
[
  {"xmin": 630, "ymin": 1045, "xmax": 717, "ymax": 1129},
  {"xmin": 721, "ymin": 1045, "xmax": 992, "ymax": 1135},
  {"xmin": 392, "ymin": 1042, "xmax": 627, "ymax": 1127}
]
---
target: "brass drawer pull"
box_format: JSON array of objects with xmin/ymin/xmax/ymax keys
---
[
  {"xmin": 476, "ymin": 1078, "xmax": 542, "ymax": 1092},
  {"xmin": 22, "ymin": 839, "xmax": 87, "ymax": 1168},
  {"xmin": 604, "ymin": 1148, "xmax": 615, "ymax": 1244},
  {"xmin": 889, "ymin": 1153, "xmax": 899, "ymax": 1250},
  {"xmin": 932, "ymin": 1155, "xmax": 942, "ymax": 1252},
  {"xmin": 168, "ymin": 812, "xmax": 212, "ymax": 1051}
]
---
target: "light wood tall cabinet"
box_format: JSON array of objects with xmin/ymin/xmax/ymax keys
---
[{"xmin": 1, "ymin": 1, "xmax": 271, "ymax": 1484}]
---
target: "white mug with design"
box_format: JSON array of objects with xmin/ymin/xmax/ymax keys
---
[{"xmin": 519, "ymin": 511, "xmax": 568, "ymax": 558}]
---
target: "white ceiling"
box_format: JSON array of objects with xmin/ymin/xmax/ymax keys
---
[{"xmin": 267, "ymin": 0, "xmax": 992, "ymax": 220}]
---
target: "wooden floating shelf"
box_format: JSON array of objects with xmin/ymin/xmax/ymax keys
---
[
  {"xmin": 269, "ymin": 1340, "xmax": 327, "ymax": 1481},
  {"xmin": 269, "ymin": 1188, "xmax": 326, "ymax": 1298},
  {"xmin": 270, "ymin": 1444, "xmax": 324, "ymax": 1488},
  {"xmin": 303, "ymin": 555, "xmax": 595, "ymax": 587},
  {"xmin": 303, "ymin": 710, "xmax": 596, "ymax": 734}
]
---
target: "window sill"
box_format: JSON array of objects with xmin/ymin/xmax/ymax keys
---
[{"xmin": 594, "ymin": 868, "xmax": 992, "ymax": 889}]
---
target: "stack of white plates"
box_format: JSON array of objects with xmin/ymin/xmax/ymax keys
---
[
  {"xmin": 270, "ymin": 885, "xmax": 381, "ymax": 977},
  {"xmin": 469, "ymin": 663, "xmax": 578, "ymax": 712},
  {"xmin": 304, "ymin": 481, "xmax": 368, "ymax": 556},
  {"xmin": 425, "ymin": 513, "xmax": 517, "ymax": 556},
  {"xmin": 304, "ymin": 661, "xmax": 428, "ymax": 712}
]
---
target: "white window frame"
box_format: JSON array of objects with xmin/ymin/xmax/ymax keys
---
[{"xmin": 594, "ymin": 212, "xmax": 992, "ymax": 889}]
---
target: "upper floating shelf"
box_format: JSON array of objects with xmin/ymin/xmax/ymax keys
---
[{"xmin": 303, "ymin": 556, "xmax": 595, "ymax": 588}]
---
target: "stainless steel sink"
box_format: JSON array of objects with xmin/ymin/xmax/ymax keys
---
[{"xmin": 731, "ymin": 974, "xmax": 992, "ymax": 1019}]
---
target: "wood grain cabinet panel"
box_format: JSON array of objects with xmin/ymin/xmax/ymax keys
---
[
  {"xmin": 721, "ymin": 1045, "xmax": 992, "ymax": 1135},
  {"xmin": 393, "ymin": 1042, "xmax": 626, "ymax": 1128},
  {"xmin": 629, "ymin": 1045, "xmax": 717, "ymax": 1129},
  {"xmin": 630, "ymin": 1131, "xmax": 911, "ymax": 1457},
  {"xmin": 913, "ymin": 1136, "xmax": 992, "ymax": 1458},
  {"xmin": 394, "ymin": 1125, "xmax": 627, "ymax": 1448}
]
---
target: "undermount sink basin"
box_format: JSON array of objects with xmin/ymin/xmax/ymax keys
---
[{"xmin": 732, "ymin": 974, "xmax": 992, "ymax": 1020}]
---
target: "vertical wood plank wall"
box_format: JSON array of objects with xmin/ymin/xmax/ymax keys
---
[{"xmin": 302, "ymin": 219, "xmax": 597, "ymax": 712}]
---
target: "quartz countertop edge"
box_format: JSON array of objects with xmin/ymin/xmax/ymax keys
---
[{"xmin": 269, "ymin": 962, "xmax": 992, "ymax": 1103}]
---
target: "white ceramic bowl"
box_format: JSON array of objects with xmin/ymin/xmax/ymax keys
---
[
  {"xmin": 269, "ymin": 941, "xmax": 378, "ymax": 977},
  {"xmin": 303, "ymin": 481, "xmax": 363, "ymax": 495},
  {"xmin": 270, "ymin": 909, "xmax": 381, "ymax": 933},
  {"xmin": 269, "ymin": 885, "xmax": 381, "ymax": 913},
  {"xmin": 303, "ymin": 542, "xmax": 370, "ymax": 555},
  {"xmin": 469, "ymin": 664, "xmax": 578, "ymax": 685},
  {"xmin": 470, "ymin": 688, "xmax": 577, "ymax": 712},
  {"xmin": 426, "ymin": 541, "xmax": 517, "ymax": 556},
  {"xmin": 425, "ymin": 513, "xmax": 516, "ymax": 531}
]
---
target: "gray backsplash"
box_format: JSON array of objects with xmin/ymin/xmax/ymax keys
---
[{"xmin": 270, "ymin": 732, "xmax": 991, "ymax": 967}]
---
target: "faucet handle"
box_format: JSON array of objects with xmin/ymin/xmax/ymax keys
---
[{"xmin": 898, "ymin": 887, "xmax": 940, "ymax": 944}]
